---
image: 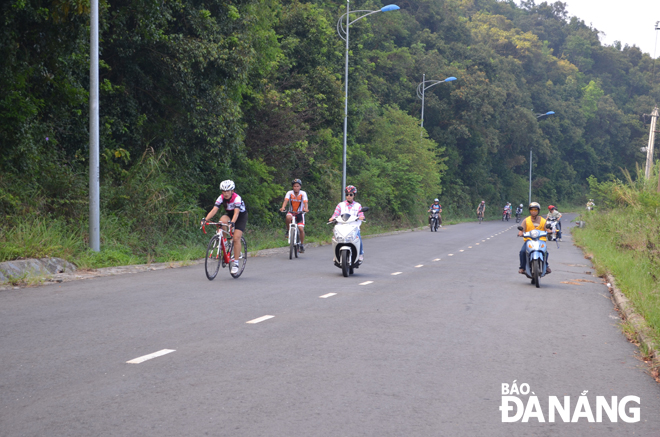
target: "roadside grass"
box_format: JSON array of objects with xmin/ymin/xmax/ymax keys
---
[{"xmin": 572, "ymin": 210, "xmax": 660, "ymax": 345}]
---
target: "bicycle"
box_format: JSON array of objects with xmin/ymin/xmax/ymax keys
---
[
  {"xmin": 201, "ymin": 221, "xmax": 247, "ymax": 279},
  {"xmin": 477, "ymin": 211, "xmax": 484, "ymax": 224},
  {"xmin": 283, "ymin": 211, "xmax": 303, "ymax": 259}
]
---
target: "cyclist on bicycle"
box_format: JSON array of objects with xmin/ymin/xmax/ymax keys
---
[
  {"xmin": 476, "ymin": 200, "xmax": 486, "ymax": 223},
  {"xmin": 280, "ymin": 178, "xmax": 309, "ymax": 253},
  {"xmin": 201, "ymin": 180, "xmax": 247, "ymax": 274},
  {"xmin": 428, "ymin": 199, "xmax": 442, "ymax": 227},
  {"xmin": 329, "ymin": 185, "xmax": 365, "ymax": 262}
]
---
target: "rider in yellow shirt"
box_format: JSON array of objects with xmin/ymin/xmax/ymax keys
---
[{"xmin": 517, "ymin": 202, "xmax": 551, "ymax": 274}]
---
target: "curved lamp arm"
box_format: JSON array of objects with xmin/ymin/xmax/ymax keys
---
[
  {"xmin": 416, "ymin": 77, "xmax": 457, "ymax": 99},
  {"xmin": 337, "ymin": 5, "xmax": 400, "ymax": 41}
]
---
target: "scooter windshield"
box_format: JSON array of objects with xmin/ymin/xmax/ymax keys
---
[{"xmin": 340, "ymin": 213, "xmax": 352, "ymax": 221}]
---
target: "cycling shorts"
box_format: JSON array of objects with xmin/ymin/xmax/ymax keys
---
[
  {"xmin": 287, "ymin": 212, "xmax": 305, "ymax": 227},
  {"xmin": 223, "ymin": 211, "xmax": 248, "ymax": 233}
]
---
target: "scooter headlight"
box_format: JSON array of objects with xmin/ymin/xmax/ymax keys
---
[{"xmin": 530, "ymin": 230, "xmax": 540, "ymax": 239}]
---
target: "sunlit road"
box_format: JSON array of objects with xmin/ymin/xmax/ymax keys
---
[{"xmin": 2, "ymin": 215, "xmax": 659, "ymax": 436}]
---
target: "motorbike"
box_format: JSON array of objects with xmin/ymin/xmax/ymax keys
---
[
  {"xmin": 502, "ymin": 208, "xmax": 510, "ymax": 222},
  {"xmin": 515, "ymin": 210, "xmax": 523, "ymax": 223},
  {"xmin": 518, "ymin": 225, "xmax": 549, "ymax": 288},
  {"xmin": 330, "ymin": 207, "xmax": 369, "ymax": 277},
  {"xmin": 546, "ymin": 218, "xmax": 560, "ymax": 246},
  {"xmin": 430, "ymin": 211, "xmax": 440, "ymax": 232}
]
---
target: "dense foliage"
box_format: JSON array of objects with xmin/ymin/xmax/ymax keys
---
[{"xmin": 1, "ymin": 0, "xmax": 659, "ymax": 260}]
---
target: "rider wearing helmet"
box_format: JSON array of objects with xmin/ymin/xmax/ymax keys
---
[
  {"xmin": 515, "ymin": 203, "xmax": 524, "ymax": 216},
  {"xmin": 280, "ymin": 179, "xmax": 309, "ymax": 252},
  {"xmin": 202, "ymin": 180, "xmax": 248, "ymax": 274},
  {"xmin": 517, "ymin": 202, "xmax": 551, "ymax": 275},
  {"xmin": 476, "ymin": 200, "xmax": 486, "ymax": 223},
  {"xmin": 329, "ymin": 185, "xmax": 365, "ymax": 261},
  {"xmin": 546, "ymin": 205, "xmax": 563, "ymax": 241},
  {"xmin": 428, "ymin": 198, "xmax": 442, "ymax": 227}
]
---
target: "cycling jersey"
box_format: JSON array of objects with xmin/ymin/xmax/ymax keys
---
[
  {"xmin": 284, "ymin": 190, "xmax": 308, "ymax": 213},
  {"xmin": 331, "ymin": 201, "xmax": 365, "ymax": 220},
  {"xmin": 215, "ymin": 192, "xmax": 246, "ymax": 213},
  {"xmin": 478, "ymin": 204, "xmax": 485, "ymax": 212}
]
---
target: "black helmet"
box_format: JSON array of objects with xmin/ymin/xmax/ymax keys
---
[{"xmin": 292, "ymin": 179, "xmax": 302, "ymax": 187}]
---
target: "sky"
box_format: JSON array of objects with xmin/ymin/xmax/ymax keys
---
[{"xmin": 557, "ymin": 0, "xmax": 660, "ymax": 56}]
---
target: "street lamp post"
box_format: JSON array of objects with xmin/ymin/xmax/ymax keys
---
[
  {"xmin": 337, "ymin": 2, "xmax": 400, "ymax": 200},
  {"xmin": 529, "ymin": 111, "xmax": 555, "ymax": 204},
  {"xmin": 416, "ymin": 75, "xmax": 456, "ymax": 137},
  {"xmin": 89, "ymin": 0, "xmax": 100, "ymax": 251}
]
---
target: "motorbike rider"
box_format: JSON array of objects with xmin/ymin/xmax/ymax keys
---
[
  {"xmin": 546, "ymin": 205, "xmax": 562, "ymax": 241},
  {"xmin": 428, "ymin": 199, "xmax": 442, "ymax": 227},
  {"xmin": 329, "ymin": 185, "xmax": 365, "ymax": 262},
  {"xmin": 517, "ymin": 202, "xmax": 551, "ymax": 275},
  {"xmin": 503, "ymin": 202, "xmax": 512, "ymax": 219},
  {"xmin": 280, "ymin": 178, "xmax": 309, "ymax": 253},
  {"xmin": 586, "ymin": 199, "xmax": 595, "ymax": 211}
]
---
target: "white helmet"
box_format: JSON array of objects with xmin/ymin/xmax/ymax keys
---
[
  {"xmin": 434, "ymin": 198, "xmax": 439, "ymax": 202},
  {"xmin": 519, "ymin": 204, "xmax": 523, "ymax": 207},
  {"xmin": 219, "ymin": 180, "xmax": 235, "ymax": 191}
]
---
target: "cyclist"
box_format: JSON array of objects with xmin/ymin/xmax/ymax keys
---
[
  {"xmin": 329, "ymin": 185, "xmax": 365, "ymax": 262},
  {"xmin": 546, "ymin": 205, "xmax": 563, "ymax": 241},
  {"xmin": 201, "ymin": 180, "xmax": 247, "ymax": 274},
  {"xmin": 280, "ymin": 178, "xmax": 309, "ymax": 253},
  {"xmin": 476, "ymin": 200, "xmax": 486, "ymax": 223},
  {"xmin": 428, "ymin": 199, "xmax": 442, "ymax": 227},
  {"xmin": 517, "ymin": 202, "xmax": 551, "ymax": 275},
  {"xmin": 515, "ymin": 204, "xmax": 524, "ymax": 219}
]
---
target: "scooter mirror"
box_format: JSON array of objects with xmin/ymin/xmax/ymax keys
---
[
  {"xmin": 517, "ymin": 226, "xmax": 524, "ymax": 231},
  {"xmin": 361, "ymin": 207, "xmax": 369, "ymax": 212}
]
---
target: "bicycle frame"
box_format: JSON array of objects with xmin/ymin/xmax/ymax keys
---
[{"xmin": 203, "ymin": 222, "xmax": 233, "ymax": 264}]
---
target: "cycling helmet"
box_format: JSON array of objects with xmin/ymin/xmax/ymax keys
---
[
  {"xmin": 519, "ymin": 204, "xmax": 523, "ymax": 207},
  {"xmin": 292, "ymin": 179, "xmax": 302, "ymax": 187},
  {"xmin": 528, "ymin": 202, "xmax": 541, "ymax": 210},
  {"xmin": 219, "ymin": 180, "xmax": 235, "ymax": 191},
  {"xmin": 345, "ymin": 185, "xmax": 357, "ymax": 195},
  {"xmin": 548, "ymin": 205, "xmax": 555, "ymax": 211},
  {"xmin": 434, "ymin": 198, "xmax": 439, "ymax": 202},
  {"xmin": 481, "ymin": 200, "xmax": 485, "ymax": 204}
]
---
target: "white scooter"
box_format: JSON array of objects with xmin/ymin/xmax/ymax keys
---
[
  {"xmin": 518, "ymin": 225, "xmax": 549, "ymax": 288},
  {"xmin": 329, "ymin": 207, "xmax": 368, "ymax": 277}
]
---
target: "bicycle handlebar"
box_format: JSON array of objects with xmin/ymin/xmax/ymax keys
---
[{"xmin": 201, "ymin": 221, "xmax": 234, "ymax": 235}]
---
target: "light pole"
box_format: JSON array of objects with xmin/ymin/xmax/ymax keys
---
[
  {"xmin": 416, "ymin": 75, "xmax": 456, "ymax": 137},
  {"xmin": 89, "ymin": 0, "xmax": 100, "ymax": 251},
  {"xmin": 529, "ymin": 111, "xmax": 555, "ymax": 204},
  {"xmin": 337, "ymin": 2, "xmax": 400, "ymax": 200}
]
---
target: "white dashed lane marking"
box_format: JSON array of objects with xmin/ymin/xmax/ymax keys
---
[
  {"xmin": 391, "ymin": 272, "xmax": 402, "ymax": 275},
  {"xmin": 459, "ymin": 250, "xmax": 464, "ymax": 252},
  {"xmin": 127, "ymin": 349, "xmax": 175, "ymax": 364},
  {"xmin": 433, "ymin": 258, "xmax": 441, "ymax": 261},
  {"xmin": 448, "ymin": 254, "xmax": 454, "ymax": 256},
  {"xmin": 319, "ymin": 293, "xmax": 337, "ymax": 298},
  {"xmin": 247, "ymin": 315, "xmax": 275, "ymax": 324},
  {"xmin": 360, "ymin": 281, "xmax": 374, "ymax": 285}
]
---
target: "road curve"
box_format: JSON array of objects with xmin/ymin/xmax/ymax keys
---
[{"xmin": 1, "ymin": 215, "xmax": 659, "ymax": 436}]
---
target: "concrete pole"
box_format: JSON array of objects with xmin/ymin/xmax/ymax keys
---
[
  {"xmin": 341, "ymin": 0, "xmax": 350, "ymax": 202},
  {"xmin": 420, "ymin": 74, "xmax": 425, "ymax": 138},
  {"xmin": 89, "ymin": 0, "xmax": 100, "ymax": 251},
  {"xmin": 528, "ymin": 148, "xmax": 532, "ymax": 205},
  {"xmin": 646, "ymin": 106, "xmax": 659, "ymax": 180}
]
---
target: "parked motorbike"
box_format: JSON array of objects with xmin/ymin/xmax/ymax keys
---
[
  {"xmin": 329, "ymin": 207, "xmax": 369, "ymax": 277},
  {"xmin": 430, "ymin": 211, "xmax": 440, "ymax": 232},
  {"xmin": 518, "ymin": 225, "xmax": 549, "ymax": 288}
]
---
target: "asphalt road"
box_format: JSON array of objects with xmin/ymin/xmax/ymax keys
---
[{"xmin": 1, "ymin": 215, "xmax": 659, "ymax": 436}]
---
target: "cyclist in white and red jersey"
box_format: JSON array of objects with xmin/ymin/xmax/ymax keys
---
[
  {"xmin": 201, "ymin": 179, "xmax": 247, "ymax": 274},
  {"xmin": 280, "ymin": 179, "xmax": 309, "ymax": 253},
  {"xmin": 329, "ymin": 185, "xmax": 365, "ymax": 261}
]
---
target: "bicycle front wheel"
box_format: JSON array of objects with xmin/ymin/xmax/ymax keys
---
[
  {"xmin": 230, "ymin": 236, "xmax": 248, "ymax": 278},
  {"xmin": 205, "ymin": 235, "xmax": 222, "ymax": 280}
]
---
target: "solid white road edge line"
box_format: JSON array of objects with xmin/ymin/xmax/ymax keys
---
[
  {"xmin": 319, "ymin": 293, "xmax": 337, "ymax": 298},
  {"xmin": 127, "ymin": 349, "xmax": 175, "ymax": 364},
  {"xmin": 247, "ymin": 315, "xmax": 275, "ymax": 324}
]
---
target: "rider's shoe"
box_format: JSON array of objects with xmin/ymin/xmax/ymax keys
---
[
  {"xmin": 546, "ymin": 267, "xmax": 552, "ymax": 274},
  {"xmin": 299, "ymin": 245, "xmax": 305, "ymax": 253},
  {"xmin": 518, "ymin": 268, "xmax": 525, "ymax": 274},
  {"xmin": 358, "ymin": 254, "xmax": 364, "ymax": 262},
  {"xmin": 231, "ymin": 262, "xmax": 239, "ymax": 274}
]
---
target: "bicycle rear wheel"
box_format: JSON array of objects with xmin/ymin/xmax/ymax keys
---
[
  {"xmin": 230, "ymin": 236, "xmax": 248, "ymax": 278},
  {"xmin": 205, "ymin": 235, "xmax": 222, "ymax": 280}
]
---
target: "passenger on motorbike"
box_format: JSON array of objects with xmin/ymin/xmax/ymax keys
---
[
  {"xmin": 329, "ymin": 185, "xmax": 365, "ymax": 261},
  {"xmin": 428, "ymin": 199, "xmax": 442, "ymax": 227},
  {"xmin": 546, "ymin": 205, "xmax": 562, "ymax": 241},
  {"xmin": 517, "ymin": 202, "xmax": 552, "ymax": 275}
]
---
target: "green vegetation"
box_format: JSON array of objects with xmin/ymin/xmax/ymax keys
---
[
  {"xmin": 573, "ymin": 167, "xmax": 660, "ymax": 342},
  {"xmin": 1, "ymin": 0, "xmax": 658, "ymax": 267}
]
